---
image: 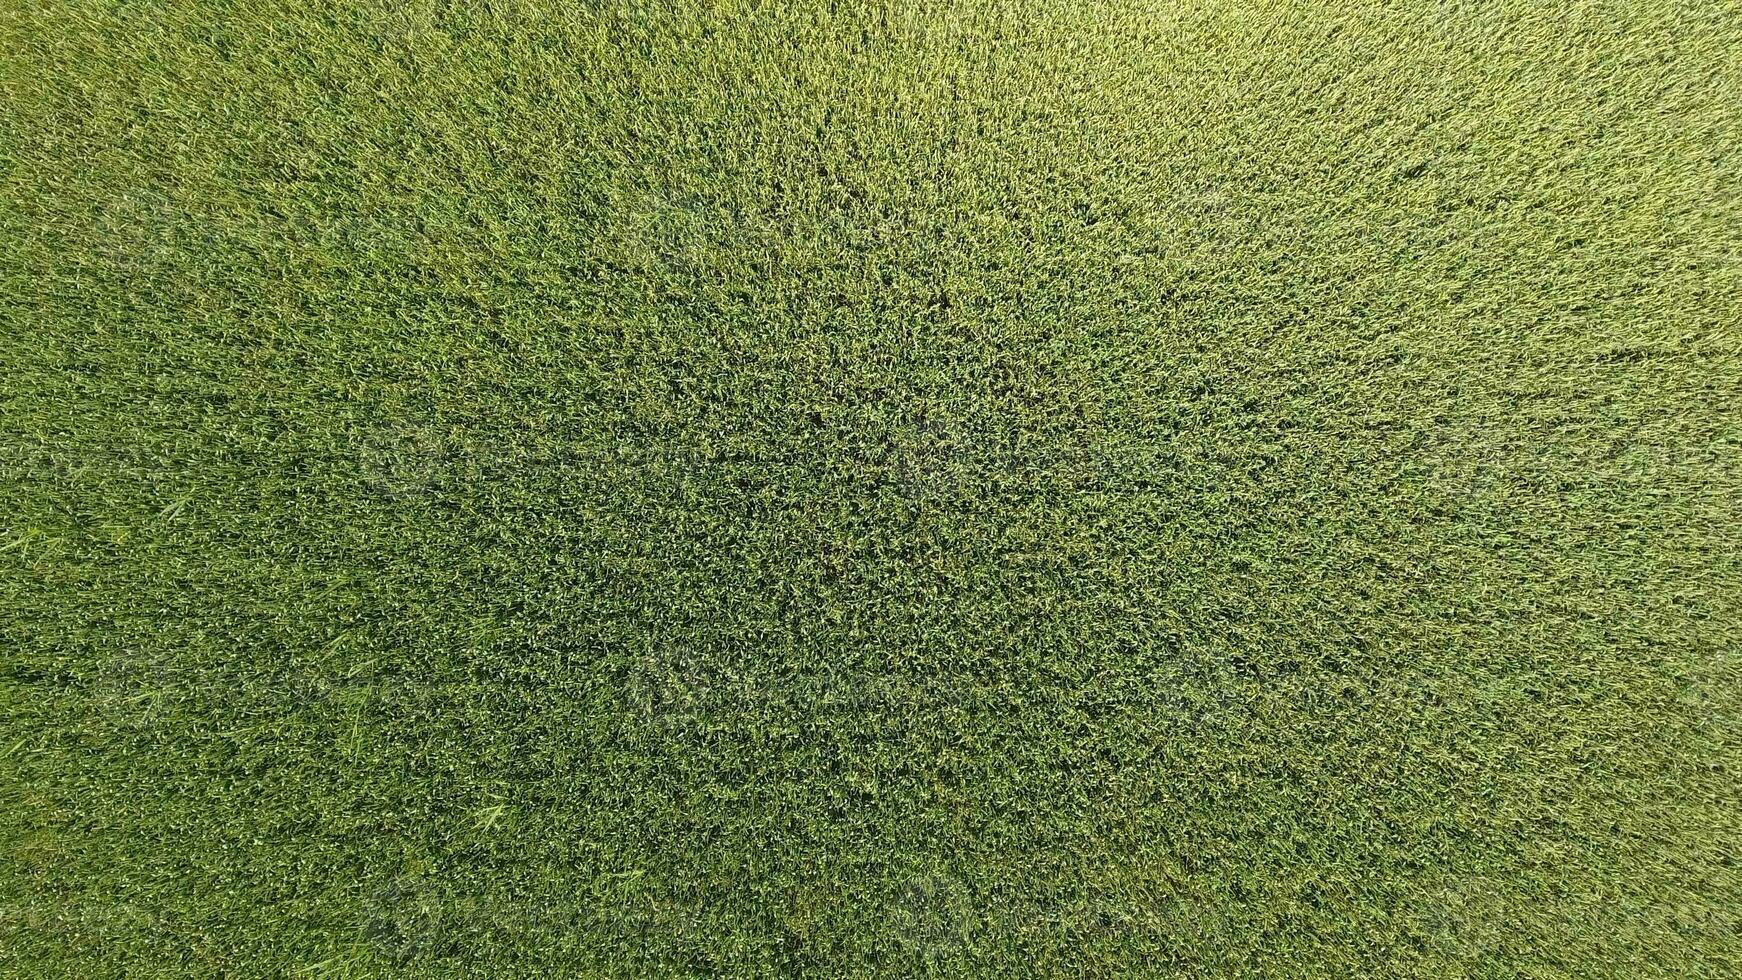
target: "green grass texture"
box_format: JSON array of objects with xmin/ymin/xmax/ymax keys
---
[{"xmin": 3, "ymin": 1, "xmax": 1740, "ymax": 976}]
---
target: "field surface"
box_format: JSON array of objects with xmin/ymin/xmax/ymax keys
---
[{"xmin": 3, "ymin": 1, "xmax": 1741, "ymax": 976}]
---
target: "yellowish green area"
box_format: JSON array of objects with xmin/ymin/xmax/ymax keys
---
[{"xmin": 3, "ymin": 1, "xmax": 1740, "ymax": 975}]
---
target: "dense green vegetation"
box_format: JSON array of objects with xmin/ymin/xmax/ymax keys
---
[{"xmin": 3, "ymin": 0, "xmax": 1739, "ymax": 975}]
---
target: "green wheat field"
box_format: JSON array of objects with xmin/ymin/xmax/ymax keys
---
[{"xmin": 3, "ymin": 1, "xmax": 1740, "ymax": 976}]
